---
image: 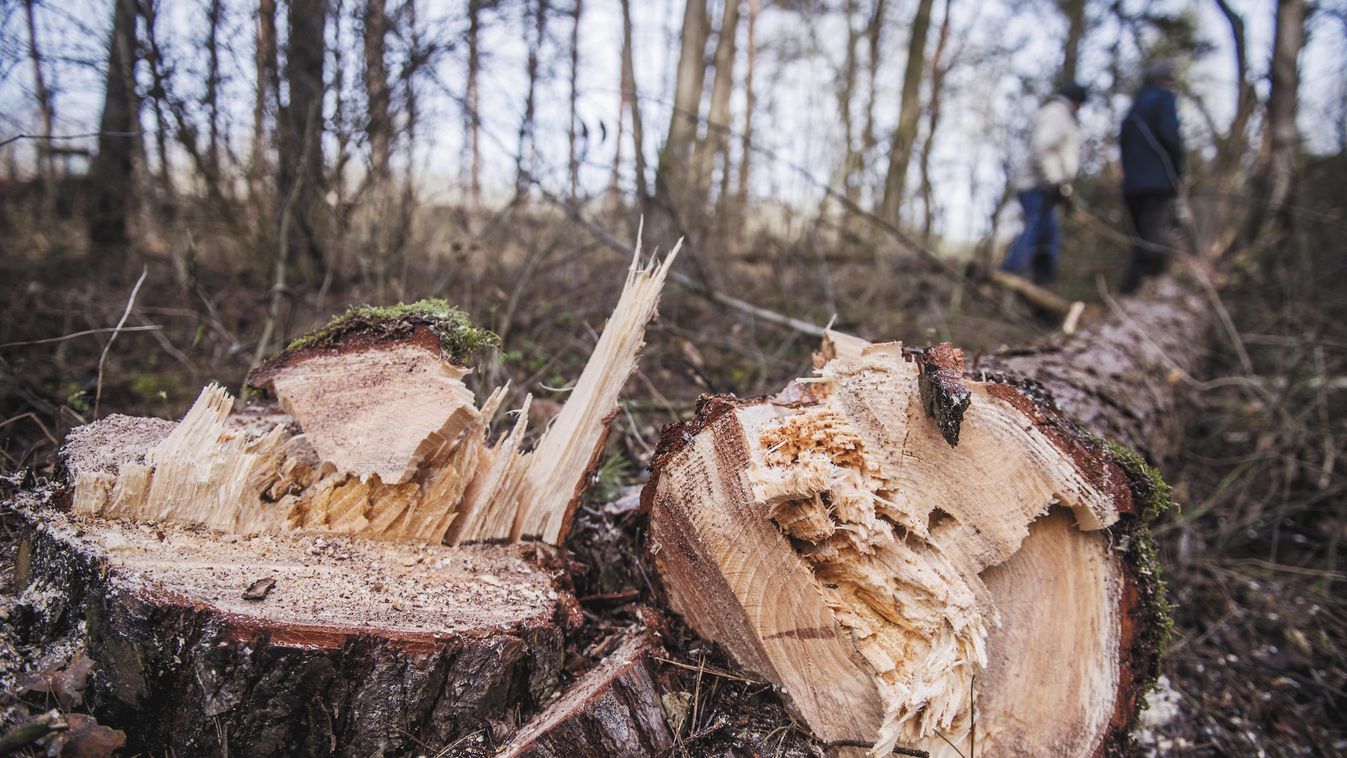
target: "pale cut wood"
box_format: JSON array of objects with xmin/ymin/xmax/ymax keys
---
[
  {"xmin": 647, "ymin": 341, "xmax": 1149, "ymax": 755},
  {"xmin": 255, "ymin": 340, "xmax": 479, "ymax": 485}
]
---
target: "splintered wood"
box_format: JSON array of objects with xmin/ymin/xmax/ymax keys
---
[
  {"xmin": 68, "ymin": 241, "xmax": 678, "ymax": 547},
  {"xmin": 648, "ymin": 337, "xmax": 1152, "ymax": 756}
]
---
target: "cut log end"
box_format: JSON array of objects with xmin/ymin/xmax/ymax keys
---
[
  {"xmin": 646, "ymin": 341, "xmax": 1169, "ymax": 756},
  {"xmin": 12, "ymin": 490, "xmax": 569, "ymax": 755}
]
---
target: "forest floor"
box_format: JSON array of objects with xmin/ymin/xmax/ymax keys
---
[{"xmin": 0, "ymin": 177, "xmax": 1344, "ymax": 755}]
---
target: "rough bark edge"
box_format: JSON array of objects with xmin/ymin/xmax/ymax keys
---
[
  {"xmin": 248, "ymin": 299, "xmax": 498, "ymax": 387},
  {"xmin": 6, "ymin": 487, "xmax": 573, "ymax": 756}
]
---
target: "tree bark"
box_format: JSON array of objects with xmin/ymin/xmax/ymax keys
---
[
  {"xmin": 567, "ymin": 0, "xmax": 583, "ymax": 200},
  {"xmin": 22, "ymin": 0, "xmax": 55, "ymax": 187},
  {"xmin": 465, "ymin": 0, "xmax": 482, "ymax": 215},
  {"xmin": 655, "ymin": 0, "xmax": 710, "ymax": 214},
  {"xmin": 733, "ymin": 0, "xmax": 759, "ymax": 212},
  {"xmin": 619, "ymin": 0, "xmax": 648, "ymax": 203},
  {"xmin": 364, "ymin": 0, "xmax": 392, "ymax": 183},
  {"xmin": 691, "ymin": 0, "xmax": 740, "ymax": 207},
  {"xmin": 280, "ymin": 0, "xmax": 328, "ymax": 273},
  {"xmin": 251, "ymin": 0, "xmax": 280, "ymax": 195},
  {"xmin": 205, "ymin": 0, "xmax": 223, "ymax": 181},
  {"xmin": 516, "ymin": 0, "xmax": 550, "ymax": 197},
  {"xmin": 1057, "ymin": 0, "xmax": 1086, "ymax": 87},
  {"xmin": 646, "ymin": 267, "xmax": 1213, "ymax": 754},
  {"xmin": 1254, "ymin": 0, "xmax": 1306, "ymax": 236},
  {"xmin": 87, "ymin": 0, "xmax": 140, "ymax": 256},
  {"xmin": 11, "ymin": 493, "xmax": 569, "ymax": 757},
  {"xmin": 877, "ymin": 0, "xmax": 934, "ymax": 227},
  {"xmin": 918, "ymin": 0, "xmax": 953, "ymax": 241}
]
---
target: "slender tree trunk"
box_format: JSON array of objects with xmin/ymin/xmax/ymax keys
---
[
  {"xmin": 567, "ymin": 0, "xmax": 583, "ymax": 200},
  {"xmin": 877, "ymin": 0, "xmax": 935, "ymax": 227},
  {"xmin": 1257, "ymin": 0, "xmax": 1306, "ymax": 233},
  {"xmin": 834, "ymin": 0, "xmax": 861, "ymax": 203},
  {"xmin": 280, "ymin": 0, "xmax": 328, "ymax": 272},
  {"xmin": 22, "ymin": 0, "xmax": 55, "ymax": 186},
  {"xmin": 364, "ymin": 0, "xmax": 391, "ymax": 183},
  {"xmin": 654, "ymin": 0, "xmax": 709, "ymax": 212},
  {"xmin": 733, "ymin": 0, "xmax": 759, "ymax": 210},
  {"xmin": 142, "ymin": 0, "xmax": 174, "ymax": 204},
  {"xmin": 1057, "ymin": 0, "xmax": 1086, "ymax": 87},
  {"xmin": 251, "ymin": 0, "xmax": 279, "ymax": 194},
  {"xmin": 919, "ymin": 0, "xmax": 953, "ymax": 241},
  {"xmin": 856, "ymin": 0, "xmax": 886, "ymax": 205},
  {"xmin": 516, "ymin": 0, "xmax": 550, "ymax": 196},
  {"xmin": 621, "ymin": 0, "xmax": 648, "ymax": 203},
  {"xmin": 607, "ymin": 61, "xmax": 628, "ymax": 211},
  {"xmin": 691, "ymin": 0, "xmax": 740, "ymax": 208},
  {"xmin": 88, "ymin": 0, "xmax": 140, "ymax": 257},
  {"xmin": 205, "ymin": 0, "xmax": 223, "ymax": 180},
  {"xmin": 465, "ymin": 0, "xmax": 482, "ymax": 215},
  {"xmin": 1212, "ymin": 0, "xmax": 1256, "ymax": 180}
]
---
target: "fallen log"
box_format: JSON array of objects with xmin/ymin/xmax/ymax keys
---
[{"xmin": 645, "ymin": 269, "xmax": 1212, "ymax": 756}]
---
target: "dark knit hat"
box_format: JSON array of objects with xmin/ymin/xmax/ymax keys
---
[{"xmin": 1060, "ymin": 82, "xmax": 1088, "ymax": 104}]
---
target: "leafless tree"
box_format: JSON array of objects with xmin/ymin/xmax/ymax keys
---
[
  {"xmin": 878, "ymin": 0, "xmax": 935, "ymax": 226},
  {"xmin": 88, "ymin": 0, "xmax": 141, "ymax": 255}
]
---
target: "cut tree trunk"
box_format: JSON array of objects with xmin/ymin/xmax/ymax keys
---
[
  {"xmin": 646, "ymin": 269, "xmax": 1212, "ymax": 755},
  {"xmin": 7, "ymin": 242, "xmax": 680, "ymax": 755},
  {"xmin": 11, "ymin": 490, "xmax": 570, "ymax": 756}
]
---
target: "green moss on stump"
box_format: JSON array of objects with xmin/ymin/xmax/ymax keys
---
[{"xmin": 284, "ymin": 300, "xmax": 498, "ymax": 365}]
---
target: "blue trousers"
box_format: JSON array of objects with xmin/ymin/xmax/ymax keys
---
[{"xmin": 1000, "ymin": 188, "xmax": 1060, "ymax": 285}]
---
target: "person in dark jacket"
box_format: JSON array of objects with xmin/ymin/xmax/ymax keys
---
[{"xmin": 1119, "ymin": 60, "xmax": 1185, "ymax": 293}]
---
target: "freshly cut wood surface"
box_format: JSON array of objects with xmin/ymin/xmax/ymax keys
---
[
  {"xmin": 647, "ymin": 340, "xmax": 1160, "ymax": 755},
  {"xmin": 499, "ymin": 634, "xmax": 673, "ymax": 757},
  {"xmin": 12, "ymin": 491, "xmax": 568, "ymax": 756},
  {"xmin": 255, "ymin": 336, "xmax": 479, "ymax": 485}
]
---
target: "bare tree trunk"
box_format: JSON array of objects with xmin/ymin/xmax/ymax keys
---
[
  {"xmin": 832, "ymin": 0, "xmax": 861, "ymax": 204},
  {"xmin": 733, "ymin": 0, "xmax": 759, "ymax": 210},
  {"xmin": 364, "ymin": 0, "xmax": 391, "ymax": 183},
  {"xmin": 620, "ymin": 0, "xmax": 648, "ymax": 203},
  {"xmin": 1212, "ymin": 0, "xmax": 1255, "ymax": 179},
  {"xmin": 654, "ymin": 0, "xmax": 709, "ymax": 213},
  {"xmin": 88, "ymin": 0, "xmax": 140, "ymax": 257},
  {"xmin": 465, "ymin": 0, "xmax": 482, "ymax": 215},
  {"xmin": 142, "ymin": 0, "xmax": 174, "ymax": 204},
  {"xmin": 567, "ymin": 0, "xmax": 583, "ymax": 200},
  {"xmin": 205, "ymin": 0, "xmax": 223, "ymax": 180},
  {"xmin": 1057, "ymin": 0, "xmax": 1086, "ymax": 87},
  {"xmin": 1244, "ymin": 0, "xmax": 1305, "ymax": 242},
  {"xmin": 919, "ymin": 0, "xmax": 953, "ymax": 242},
  {"xmin": 516, "ymin": 0, "xmax": 550, "ymax": 197},
  {"xmin": 251, "ymin": 0, "xmax": 279, "ymax": 195},
  {"xmin": 280, "ymin": 0, "xmax": 328, "ymax": 273},
  {"xmin": 691, "ymin": 0, "xmax": 740, "ymax": 207},
  {"xmin": 877, "ymin": 0, "xmax": 935, "ymax": 227},
  {"xmin": 606, "ymin": 59, "xmax": 628, "ymax": 211},
  {"xmin": 856, "ymin": 0, "xmax": 886, "ymax": 205},
  {"xmin": 22, "ymin": 0, "xmax": 55, "ymax": 187}
]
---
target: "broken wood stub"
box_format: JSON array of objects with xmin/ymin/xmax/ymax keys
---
[
  {"xmin": 646, "ymin": 340, "xmax": 1169, "ymax": 756},
  {"xmin": 500, "ymin": 634, "xmax": 673, "ymax": 757},
  {"xmin": 916, "ymin": 342, "xmax": 970, "ymax": 447},
  {"xmin": 11, "ymin": 492, "xmax": 571, "ymax": 756}
]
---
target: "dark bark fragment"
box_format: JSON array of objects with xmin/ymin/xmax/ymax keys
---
[{"xmin": 916, "ymin": 342, "xmax": 970, "ymax": 446}]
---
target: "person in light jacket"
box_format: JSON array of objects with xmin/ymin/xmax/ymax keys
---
[
  {"xmin": 1119, "ymin": 60, "xmax": 1185, "ymax": 293},
  {"xmin": 1000, "ymin": 83, "xmax": 1088, "ymax": 286}
]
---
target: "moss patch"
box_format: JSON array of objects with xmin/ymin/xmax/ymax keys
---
[
  {"xmin": 1105, "ymin": 440, "xmax": 1175, "ymax": 523},
  {"xmin": 283, "ymin": 300, "xmax": 498, "ymax": 365}
]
